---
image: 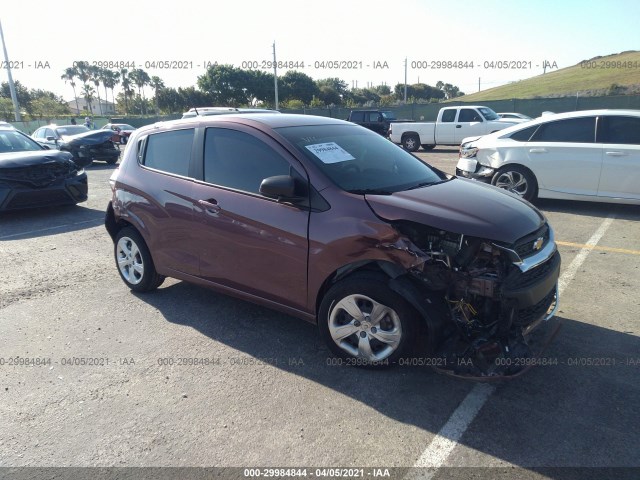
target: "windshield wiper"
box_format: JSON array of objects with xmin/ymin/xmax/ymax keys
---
[
  {"xmin": 347, "ymin": 188, "xmax": 394, "ymax": 195},
  {"xmin": 405, "ymin": 181, "xmax": 435, "ymax": 191}
]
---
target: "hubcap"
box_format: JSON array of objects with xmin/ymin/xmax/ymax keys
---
[
  {"xmin": 328, "ymin": 294, "xmax": 402, "ymax": 361},
  {"xmin": 116, "ymin": 236, "xmax": 144, "ymax": 285},
  {"xmin": 405, "ymin": 137, "xmax": 416, "ymax": 150},
  {"xmin": 495, "ymin": 171, "xmax": 528, "ymax": 196}
]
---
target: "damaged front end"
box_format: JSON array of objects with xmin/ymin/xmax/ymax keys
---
[{"xmin": 387, "ymin": 221, "xmax": 560, "ymax": 379}]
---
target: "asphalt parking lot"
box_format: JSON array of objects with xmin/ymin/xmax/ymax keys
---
[{"xmin": 1, "ymin": 147, "xmax": 638, "ymax": 479}]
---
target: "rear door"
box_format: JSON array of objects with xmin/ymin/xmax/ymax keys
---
[
  {"xmin": 436, "ymin": 108, "xmax": 457, "ymax": 144},
  {"xmin": 455, "ymin": 108, "xmax": 485, "ymax": 143},
  {"xmin": 597, "ymin": 115, "xmax": 640, "ymax": 200},
  {"xmin": 525, "ymin": 116, "xmax": 602, "ymax": 197},
  {"xmin": 191, "ymin": 125, "xmax": 310, "ymax": 311}
]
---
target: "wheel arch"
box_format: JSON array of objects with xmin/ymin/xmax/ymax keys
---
[{"xmin": 314, "ymin": 259, "xmax": 447, "ymax": 352}]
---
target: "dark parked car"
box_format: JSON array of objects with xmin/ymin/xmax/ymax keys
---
[
  {"xmin": 105, "ymin": 114, "xmax": 560, "ymax": 378},
  {"xmin": 101, "ymin": 123, "xmax": 136, "ymax": 144},
  {"xmin": 347, "ymin": 110, "xmax": 412, "ymax": 136},
  {"xmin": 0, "ymin": 125, "xmax": 87, "ymax": 211},
  {"xmin": 32, "ymin": 125, "xmax": 120, "ymax": 166}
]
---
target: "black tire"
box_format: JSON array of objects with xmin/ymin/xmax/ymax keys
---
[
  {"xmin": 402, "ymin": 134, "xmax": 420, "ymax": 152},
  {"xmin": 106, "ymin": 157, "xmax": 118, "ymax": 165},
  {"xmin": 114, "ymin": 227, "xmax": 165, "ymax": 292},
  {"xmin": 318, "ymin": 272, "xmax": 418, "ymax": 368},
  {"xmin": 421, "ymin": 144, "xmax": 435, "ymax": 151},
  {"xmin": 491, "ymin": 165, "xmax": 538, "ymax": 202}
]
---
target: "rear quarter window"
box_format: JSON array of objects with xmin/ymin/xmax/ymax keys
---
[{"xmin": 142, "ymin": 128, "xmax": 194, "ymax": 176}]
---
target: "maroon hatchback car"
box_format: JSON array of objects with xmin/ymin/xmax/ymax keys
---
[{"xmin": 105, "ymin": 114, "xmax": 560, "ymax": 378}]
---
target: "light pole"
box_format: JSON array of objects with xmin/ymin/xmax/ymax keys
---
[{"xmin": 0, "ymin": 20, "xmax": 21, "ymax": 121}]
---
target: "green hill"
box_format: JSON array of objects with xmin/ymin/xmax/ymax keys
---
[{"xmin": 457, "ymin": 51, "xmax": 640, "ymax": 101}]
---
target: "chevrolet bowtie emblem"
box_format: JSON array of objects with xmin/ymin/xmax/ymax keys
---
[{"xmin": 533, "ymin": 237, "xmax": 544, "ymax": 251}]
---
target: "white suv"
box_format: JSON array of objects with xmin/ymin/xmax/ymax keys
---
[{"xmin": 456, "ymin": 109, "xmax": 640, "ymax": 204}]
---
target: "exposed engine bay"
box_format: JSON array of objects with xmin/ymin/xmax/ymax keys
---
[{"xmin": 387, "ymin": 221, "xmax": 561, "ymax": 379}]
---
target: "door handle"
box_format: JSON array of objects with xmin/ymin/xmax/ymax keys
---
[
  {"xmin": 456, "ymin": 125, "xmax": 462, "ymax": 128},
  {"xmin": 198, "ymin": 198, "xmax": 220, "ymax": 214},
  {"xmin": 529, "ymin": 148, "xmax": 547, "ymax": 153},
  {"xmin": 605, "ymin": 151, "xmax": 627, "ymax": 156}
]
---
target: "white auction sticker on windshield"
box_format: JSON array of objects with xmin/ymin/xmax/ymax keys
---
[{"xmin": 305, "ymin": 142, "xmax": 355, "ymax": 164}]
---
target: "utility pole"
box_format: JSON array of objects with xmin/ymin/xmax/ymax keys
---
[
  {"xmin": 0, "ymin": 20, "xmax": 21, "ymax": 121},
  {"xmin": 478, "ymin": 77, "xmax": 481, "ymax": 92},
  {"xmin": 403, "ymin": 57, "xmax": 408, "ymax": 103},
  {"xmin": 273, "ymin": 41, "xmax": 279, "ymax": 110}
]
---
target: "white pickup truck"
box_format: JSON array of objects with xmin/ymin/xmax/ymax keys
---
[{"xmin": 388, "ymin": 105, "xmax": 524, "ymax": 152}]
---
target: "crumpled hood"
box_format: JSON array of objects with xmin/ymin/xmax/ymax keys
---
[
  {"xmin": 0, "ymin": 149, "xmax": 75, "ymax": 169},
  {"xmin": 365, "ymin": 178, "xmax": 544, "ymax": 244},
  {"xmin": 61, "ymin": 129, "xmax": 114, "ymax": 146}
]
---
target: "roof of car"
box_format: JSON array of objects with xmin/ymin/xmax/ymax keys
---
[{"xmin": 140, "ymin": 113, "xmax": 350, "ymax": 136}]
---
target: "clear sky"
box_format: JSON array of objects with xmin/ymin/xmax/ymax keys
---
[{"xmin": 1, "ymin": 0, "xmax": 639, "ymax": 101}]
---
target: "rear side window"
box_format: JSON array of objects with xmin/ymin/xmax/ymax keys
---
[
  {"xmin": 458, "ymin": 109, "xmax": 482, "ymax": 122},
  {"xmin": 441, "ymin": 109, "xmax": 456, "ymax": 122},
  {"xmin": 204, "ymin": 128, "xmax": 291, "ymax": 195},
  {"xmin": 350, "ymin": 112, "xmax": 364, "ymax": 122},
  {"xmin": 602, "ymin": 116, "xmax": 640, "ymax": 145},
  {"xmin": 368, "ymin": 112, "xmax": 381, "ymax": 122},
  {"xmin": 530, "ymin": 117, "xmax": 596, "ymax": 143},
  {"xmin": 143, "ymin": 129, "xmax": 194, "ymax": 176}
]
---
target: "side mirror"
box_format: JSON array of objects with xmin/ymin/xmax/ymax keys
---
[
  {"xmin": 46, "ymin": 136, "xmax": 55, "ymax": 141},
  {"xmin": 259, "ymin": 175, "xmax": 304, "ymax": 201}
]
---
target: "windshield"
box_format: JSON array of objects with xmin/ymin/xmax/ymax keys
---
[
  {"xmin": 0, "ymin": 129, "xmax": 44, "ymax": 153},
  {"xmin": 115, "ymin": 124, "xmax": 135, "ymax": 130},
  {"xmin": 380, "ymin": 111, "xmax": 397, "ymax": 121},
  {"xmin": 56, "ymin": 125, "xmax": 90, "ymax": 136},
  {"xmin": 276, "ymin": 124, "xmax": 445, "ymax": 194},
  {"xmin": 478, "ymin": 107, "xmax": 499, "ymax": 121}
]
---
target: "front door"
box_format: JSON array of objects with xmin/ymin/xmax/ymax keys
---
[{"xmin": 192, "ymin": 125, "xmax": 309, "ymax": 311}]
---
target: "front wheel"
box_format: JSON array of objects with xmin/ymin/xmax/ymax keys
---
[
  {"xmin": 319, "ymin": 273, "xmax": 417, "ymax": 367},
  {"xmin": 114, "ymin": 227, "xmax": 165, "ymax": 292},
  {"xmin": 491, "ymin": 165, "xmax": 538, "ymax": 202},
  {"xmin": 402, "ymin": 134, "xmax": 420, "ymax": 152}
]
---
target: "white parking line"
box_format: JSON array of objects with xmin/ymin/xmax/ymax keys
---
[
  {"xmin": 0, "ymin": 218, "xmax": 103, "ymax": 240},
  {"xmin": 408, "ymin": 213, "xmax": 617, "ymax": 479}
]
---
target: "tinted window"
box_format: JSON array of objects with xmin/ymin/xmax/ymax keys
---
[
  {"xmin": 204, "ymin": 128, "xmax": 291, "ymax": 195},
  {"xmin": 458, "ymin": 109, "xmax": 482, "ymax": 122},
  {"xmin": 143, "ymin": 128, "xmax": 194, "ymax": 176},
  {"xmin": 509, "ymin": 125, "xmax": 539, "ymax": 142},
  {"xmin": 276, "ymin": 124, "xmax": 445, "ymax": 194},
  {"xmin": 530, "ymin": 117, "xmax": 596, "ymax": 143},
  {"xmin": 380, "ymin": 111, "xmax": 396, "ymax": 121},
  {"xmin": 56, "ymin": 126, "xmax": 89, "ymax": 136},
  {"xmin": 441, "ymin": 109, "xmax": 456, "ymax": 122},
  {"xmin": 368, "ymin": 112, "xmax": 381, "ymax": 122},
  {"xmin": 602, "ymin": 116, "xmax": 640, "ymax": 145},
  {"xmin": 350, "ymin": 112, "xmax": 365, "ymax": 122},
  {"xmin": 0, "ymin": 130, "xmax": 43, "ymax": 152},
  {"xmin": 34, "ymin": 129, "xmax": 45, "ymax": 139}
]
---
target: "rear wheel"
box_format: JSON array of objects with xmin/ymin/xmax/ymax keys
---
[
  {"xmin": 319, "ymin": 273, "xmax": 418, "ymax": 367},
  {"xmin": 402, "ymin": 134, "xmax": 420, "ymax": 152},
  {"xmin": 114, "ymin": 227, "xmax": 165, "ymax": 292},
  {"xmin": 491, "ymin": 165, "xmax": 538, "ymax": 202}
]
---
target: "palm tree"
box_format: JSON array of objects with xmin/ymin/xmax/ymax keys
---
[
  {"xmin": 81, "ymin": 84, "xmax": 95, "ymax": 114},
  {"xmin": 129, "ymin": 68, "xmax": 151, "ymax": 114},
  {"xmin": 99, "ymin": 68, "xmax": 110, "ymax": 115},
  {"xmin": 75, "ymin": 61, "xmax": 91, "ymax": 91},
  {"xmin": 150, "ymin": 76, "xmax": 164, "ymax": 114},
  {"xmin": 120, "ymin": 68, "xmax": 130, "ymax": 114},
  {"xmin": 89, "ymin": 65, "xmax": 103, "ymax": 115},
  {"xmin": 107, "ymin": 70, "xmax": 121, "ymax": 109},
  {"xmin": 61, "ymin": 66, "xmax": 80, "ymax": 114}
]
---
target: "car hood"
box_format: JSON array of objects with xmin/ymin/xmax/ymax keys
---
[
  {"xmin": 61, "ymin": 130, "xmax": 115, "ymax": 145},
  {"xmin": 365, "ymin": 178, "xmax": 544, "ymax": 244},
  {"xmin": 0, "ymin": 149, "xmax": 75, "ymax": 169}
]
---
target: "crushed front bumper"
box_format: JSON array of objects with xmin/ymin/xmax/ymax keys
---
[{"xmin": 455, "ymin": 157, "xmax": 495, "ymax": 182}]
